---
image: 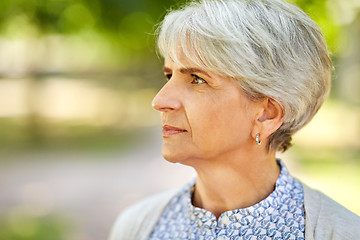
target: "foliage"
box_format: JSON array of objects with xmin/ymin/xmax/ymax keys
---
[
  {"xmin": 0, "ymin": 0, "xmax": 350, "ymax": 55},
  {"xmin": 0, "ymin": 214, "xmax": 71, "ymax": 240},
  {"xmin": 0, "ymin": 0, "xmax": 179, "ymax": 51}
]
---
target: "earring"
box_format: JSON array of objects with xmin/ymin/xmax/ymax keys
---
[{"xmin": 256, "ymin": 133, "xmax": 261, "ymax": 146}]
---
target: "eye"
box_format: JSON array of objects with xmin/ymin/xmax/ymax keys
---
[
  {"xmin": 191, "ymin": 75, "xmax": 207, "ymax": 85},
  {"xmin": 165, "ymin": 74, "xmax": 172, "ymax": 80}
]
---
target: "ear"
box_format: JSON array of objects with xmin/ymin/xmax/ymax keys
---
[{"xmin": 251, "ymin": 98, "xmax": 283, "ymax": 142}]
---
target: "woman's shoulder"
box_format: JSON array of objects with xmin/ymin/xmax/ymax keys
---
[
  {"xmin": 302, "ymin": 183, "xmax": 360, "ymax": 239},
  {"xmin": 108, "ymin": 188, "xmax": 181, "ymax": 240}
]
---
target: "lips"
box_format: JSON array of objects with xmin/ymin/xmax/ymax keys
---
[{"xmin": 162, "ymin": 124, "xmax": 187, "ymax": 137}]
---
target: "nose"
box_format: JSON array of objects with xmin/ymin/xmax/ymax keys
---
[{"xmin": 152, "ymin": 81, "xmax": 182, "ymax": 112}]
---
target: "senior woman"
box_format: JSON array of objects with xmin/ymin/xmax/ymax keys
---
[{"xmin": 110, "ymin": 0, "xmax": 360, "ymax": 239}]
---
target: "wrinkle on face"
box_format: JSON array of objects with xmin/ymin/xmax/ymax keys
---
[{"xmin": 153, "ymin": 56, "xmax": 262, "ymax": 165}]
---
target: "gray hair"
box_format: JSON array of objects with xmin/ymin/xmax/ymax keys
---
[{"xmin": 156, "ymin": 0, "xmax": 333, "ymax": 152}]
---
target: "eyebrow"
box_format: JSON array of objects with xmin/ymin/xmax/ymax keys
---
[{"xmin": 163, "ymin": 67, "xmax": 212, "ymax": 79}]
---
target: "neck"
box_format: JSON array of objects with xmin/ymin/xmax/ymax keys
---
[{"xmin": 192, "ymin": 150, "xmax": 280, "ymax": 219}]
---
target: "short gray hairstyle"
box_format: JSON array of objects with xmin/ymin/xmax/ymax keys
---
[{"xmin": 156, "ymin": 0, "xmax": 333, "ymax": 152}]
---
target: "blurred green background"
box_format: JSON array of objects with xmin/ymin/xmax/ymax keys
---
[{"xmin": 0, "ymin": 0, "xmax": 359, "ymax": 239}]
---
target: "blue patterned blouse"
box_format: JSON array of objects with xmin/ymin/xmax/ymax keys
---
[{"xmin": 148, "ymin": 161, "xmax": 305, "ymax": 240}]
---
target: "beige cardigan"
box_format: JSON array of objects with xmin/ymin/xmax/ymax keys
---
[{"xmin": 109, "ymin": 183, "xmax": 360, "ymax": 240}]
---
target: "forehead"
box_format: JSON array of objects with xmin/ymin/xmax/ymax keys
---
[
  {"xmin": 163, "ymin": 49, "xmax": 209, "ymax": 73},
  {"xmin": 163, "ymin": 42, "xmax": 209, "ymax": 66},
  {"xmin": 162, "ymin": 45, "xmax": 230, "ymax": 80}
]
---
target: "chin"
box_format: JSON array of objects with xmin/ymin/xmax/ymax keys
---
[
  {"xmin": 162, "ymin": 152, "xmax": 183, "ymax": 164},
  {"xmin": 162, "ymin": 151, "xmax": 201, "ymax": 167},
  {"xmin": 161, "ymin": 148, "xmax": 189, "ymax": 163}
]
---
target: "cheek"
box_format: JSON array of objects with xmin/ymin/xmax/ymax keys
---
[{"xmin": 187, "ymin": 96, "xmax": 252, "ymax": 148}]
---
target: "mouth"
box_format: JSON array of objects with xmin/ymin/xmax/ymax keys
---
[{"xmin": 162, "ymin": 124, "xmax": 187, "ymax": 137}]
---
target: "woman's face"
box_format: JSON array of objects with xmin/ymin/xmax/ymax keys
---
[{"xmin": 152, "ymin": 57, "xmax": 261, "ymax": 166}]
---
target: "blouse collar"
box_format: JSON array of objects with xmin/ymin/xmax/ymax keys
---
[{"xmin": 183, "ymin": 160, "xmax": 304, "ymax": 229}]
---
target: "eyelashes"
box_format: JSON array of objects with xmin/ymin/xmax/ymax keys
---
[
  {"xmin": 191, "ymin": 74, "xmax": 207, "ymax": 85},
  {"xmin": 165, "ymin": 74, "xmax": 172, "ymax": 80},
  {"xmin": 164, "ymin": 73, "xmax": 207, "ymax": 85}
]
